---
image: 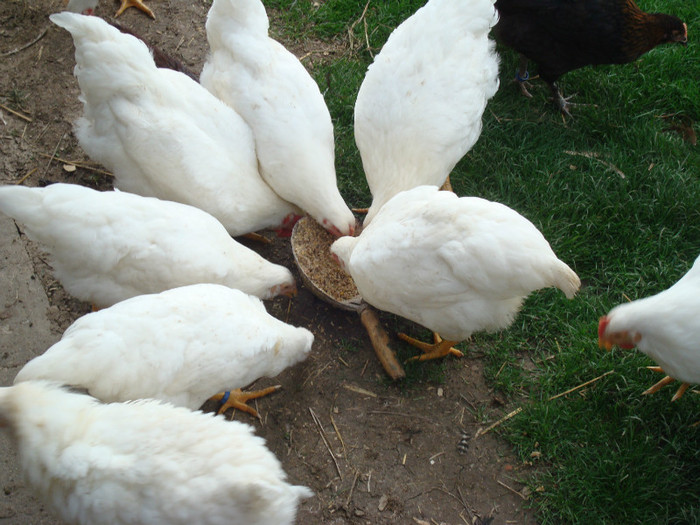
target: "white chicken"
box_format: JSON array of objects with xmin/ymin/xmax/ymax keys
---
[
  {"xmin": 598, "ymin": 254, "xmax": 700, "ymax": 401},
  {"xmin": 200, "ymin": 0, "xmax": 356, "ymax": 238},
  {"xmin": 51, "ymin": 12, "xmax": 301, "ymax": 239},
  {"xmin": 15, "ymin": 284, "xmax": 313, "ymax": 417},
  {"xmin": 0, "ymin": 381, "xmax": 312, "ymax": 525},
  {"xmin": 0, "ymin": 184, "xmax": 295, "ymax": 307},
  {"xmin": 331, "ymin": 186, "xmax": 580, "ymax": 361},
  {"xmin": 354, "ymin": 0, "xmax": 500, "ymax": 225}
]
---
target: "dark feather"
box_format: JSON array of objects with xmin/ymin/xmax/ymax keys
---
[{"xmin": 494, "ymin": 0, "xmax": 687, "ymax": 83}]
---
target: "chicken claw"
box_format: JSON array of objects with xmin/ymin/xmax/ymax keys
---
[
  {"xmin": 642, "ymin": 366, "xmax": 690, "ymax": 402},
  {"xmin": 514, "ymin": 55, "xmax": 534, "ymax": 98},
  {"xmin": 515, "ymin": 72, "xmax": 533, "ymax": 98},
  {"xmin": 549, "ymin": 83, "xmax": 575, "ymax": 119},
  {"xmin": 115, "ymin": 0, "xmax": 155, "ymax": 19},
  {"xmin": 211, "ymin": 385, "xmax": 281, "ymax": 419},
  {"xmin": 241, "ymin": 232, "xmax": 272, "ymax": 244},
  {"xmin": 399, "ymin": 332, "xmax": 463, "ymax": 362}
]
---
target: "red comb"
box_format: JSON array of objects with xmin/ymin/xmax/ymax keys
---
[{"xmin": 598, "ymin": 316, "xmax": 610, "ymax": 340}]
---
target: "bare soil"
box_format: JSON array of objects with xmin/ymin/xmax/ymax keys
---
[{"xmin": 0, "ymin": 1, "xmax": 538, "ymax": 523}]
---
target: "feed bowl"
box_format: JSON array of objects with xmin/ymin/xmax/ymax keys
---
[
  {"xmin": 291, "ymin": 216, "xmax": 363, "ymax": 311},
  {"xmin": 291, "ymin": 216, "xmax": 405, "ymax": 380}
]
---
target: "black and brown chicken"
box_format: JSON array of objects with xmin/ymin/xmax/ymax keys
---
[{"xmin": 493, "ymin": 0, "xmax": 688, "ymax": 115}]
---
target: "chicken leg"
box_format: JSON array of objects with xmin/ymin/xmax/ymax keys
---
[
  {"xmin": 515, "ymin": 54, "xmax": 534, "ymax": 98},
  {"xmin": 642, "ymin": 366, "xmax": 690, "ymax": 402},
  {"xmin": 398, "ymin": 332, "xmax": 463, "ymax": 362},
  {"xmin": 210, "ymin": 385, "xmax": 281, "ymax": 419},
  {"xmin": 115, "ymin": 0, "xmax": 155, "ymax": 19},
  {"xmin": 549, "ymin": 82, "xmax": 575, "ymax": 119}
]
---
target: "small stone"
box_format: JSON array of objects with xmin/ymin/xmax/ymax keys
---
[{"xmin": 378, "ymin": 494, "xmax": 389, "ymax": 511}]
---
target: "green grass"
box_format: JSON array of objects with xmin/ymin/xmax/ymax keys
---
[{"xmin": 265, "ymin": 0, "xmax": 700, "ymax": 522}]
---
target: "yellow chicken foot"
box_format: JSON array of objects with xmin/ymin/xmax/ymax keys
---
[
  {"xmin": 671, "ymin": 383, "xmax": 690, "ymax": 402},
  {"xmin": 642, "ymin": 375, "xmax": 675, "ymax": 395},
  {"xmin": 241, "ymin": 232, "xmax": 272, "ymax": 244},
  {"xmin": 210, "ymin": 386, "xmax": 281, "ymax": 419},
  {"xmin": 398, "ymin": 332, "xmax": 463, "ymax": 362},
  {"xmin": 115, "ymin": 0, "xmax": 155, "ymax": 19},
  {"xmin": 439, "ymin": 175, "xmax": 453, "ymax": 193},
  {"xmin": 642, "ymin": 366, "xmax": 690, "ymax": 401}
]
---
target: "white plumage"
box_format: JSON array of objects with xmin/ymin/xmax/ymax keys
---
[
  {"xmin": 0, "ymin": 183, "xmax": 295, "ymax": 307},
  {"xmin": 331, "ymin": 186, "xmax": 579, "ymax": 357},
  {"xmin": 0, "ymin": 381, "xmax": 312, "ymax": 525},
  {"xmin": 354, "ymin": 0, "xmax": 500, "ymax": 225},
  {"xmin": 598, "ymin": 254, "xmax": 700, "ymax": 400},
  {"xmin": 200, "ymin": 0, "xmax": 355, "ymax": 238},
  {"xmin": 15, "ymin": 284, "xmax": 313, "ymax": 410},
  {"xmin": 51, "ymin": 12, "xmax": 300, "ymax": 238}
]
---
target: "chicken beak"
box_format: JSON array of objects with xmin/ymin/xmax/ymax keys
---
[
  {"xmin": 269, "ymin": 282, "xmax": 297, "ymax": 299},
  {"xmin": 282, "ymin": 284, "xmax": 298, "ymax": 298},
  {"xmin": 679, "ymin": 23, "xmax": 688, "ymax": 45},
  {"xmin": 325, "ymin": 222, "xmax": 344, "ymax": 238}
]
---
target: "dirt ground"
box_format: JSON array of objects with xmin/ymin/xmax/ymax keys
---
[{"xmin": 0, "ymin": 1, "xmax": 539, "ymax": 523}]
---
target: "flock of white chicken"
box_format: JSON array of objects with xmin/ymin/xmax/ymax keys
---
[{"xmin": 0, "ymin": 0, "xmax": 697, "ymax": 523}]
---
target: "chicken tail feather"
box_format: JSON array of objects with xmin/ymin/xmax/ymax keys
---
[{"xmin": 554, "ymin": 260, "xmax": 581, "ymax": 299}]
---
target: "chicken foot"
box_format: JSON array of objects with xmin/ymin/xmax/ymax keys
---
[
  {"xmin": 642, "ymin": 366, "xmax": 690, "ymax": 402},
  {"xmin": 210, "ymin": 385, "xmax": 281, "ymax": 419},
  {"xmin": 115, "ymin": 0, "xmax": 155, "ymax": 19},
  {"xmin": 549, "ymin": 82, "xmax": 576, "ymax": 118},
  {"xmin": 398, "ymin": 332, "xmax": 463, "ymax": 362},
  {"xmin": 240, "ymin": 232, "xmax": 272, "ymax": 244},
  {"xmin": 515, "ymin": 55, "xmax": 534, "ymax": 98}
]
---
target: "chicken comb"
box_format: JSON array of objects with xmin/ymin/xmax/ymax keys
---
[{"xmin": 597, "ymin": 316, "xmax": 612, "ymax": 350}]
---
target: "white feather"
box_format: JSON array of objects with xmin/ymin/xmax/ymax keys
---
[
  {"xmin": 602, "ymin": 255, "xmax": 700, "ymax": 384},
  {"xmin": 354, "ymin": 0, "xmax": 500, "ymax": 225},
  {"xmin": 331, "ymin": 186, "xmax": 579, "ymax": 341},
  {"xmin": 0, "ymin": 381, "xmax": 312, "ymax": 525},
  {"xmin": 200, "ymin": 0, "xmax": 355, "ymax": 237},
  {"xmin": 50, "ymin": 12, "xmax": 299, "ymax": 237},
  {"xmin": 15, "ymin": 284, "xmax": 313, "ymax": 407},
  {"xmin": 0, "ymin": 184, "xmax": 295, "ymax": 306}
]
